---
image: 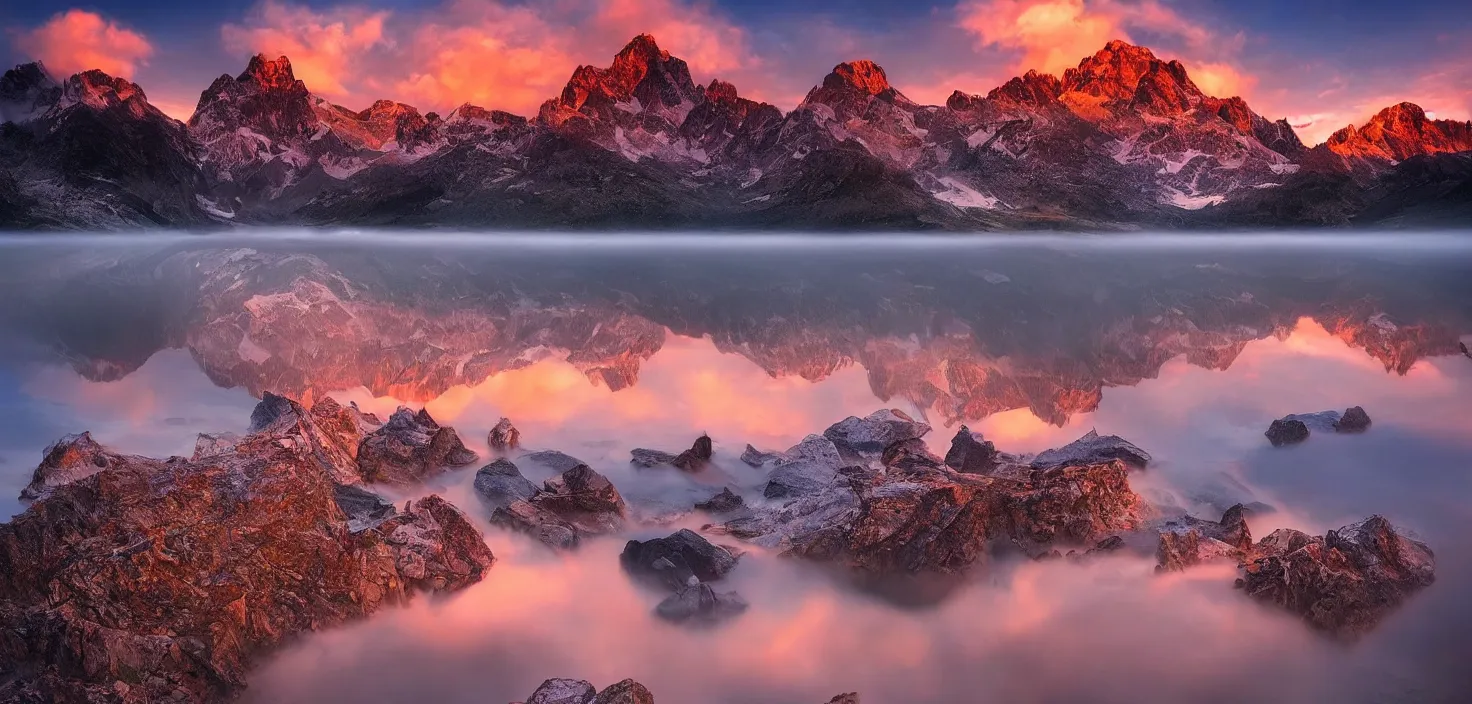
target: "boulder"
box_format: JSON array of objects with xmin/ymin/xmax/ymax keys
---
[
  {"xmin": 1154, "ymin": 504, "xmax": 1253, "ymax": 572},
  {"xmin": 474, "ymin": 458, "xmax": 540, "ymax": 508},
  {"xmin": 0, "ymin": 413, "xmax": 494, "ymax": 702},
  {"xmin": 630, "ymin": 435, "xmax": 713, "ymax": 472},
  {"xmin": 621, "ymin": 529, "xmax": 740, "ymax": 590},
  {"xmin": 694, "ymin": 487, "xmax": 745, "ymax": 513},
  {"xmin": 593, "ymin": 679, "xmax": 655, "ymax": 704},
  {"xmin": 823, "ymin": 409, "xmax": 931, "ymax": 458},
  {"xmin": 740, "ymin": 444, "xmax": 781, "ymax": 467},
  {"xmin": 1239, "ymin": 515, "xmax": 1435, "ymax": 638},
  {"xmin": 488, "ymin": 417, "xmax": 521, "ymax": 452},
  {"xmin": 1282, "ymin": 411, "xmax": 1341, "ymax": 432},
  {"xmin": 357, "ymin": 407, "xmax": 478, "ymax": 485},
  {"xmin": 1264, "ymin": 418, "xmax": 1310, "ymax": 447},
  {"xmin": 1030, "ymin": 429, "xmax": 1151, "ymax": 470},
  {"xmin": 526, "ymin": 678, "xmax": 597, "ymax": 704},
  {"xmin": 879, "ymin": 438, "xmax": 945, "ymax": 474},
  {"xmin": 825, "ymin": 695, "xmax": 860, "ymax": 704},
  {"xmin": 489, "ymin": 464, "xmax": 627, "ymax": 550},
  {"xmin": 19, "ymin": 432, "xmax": 128, "ymax": 500},
  {"xmin": 489, "ymin": 500, "xmax": 581, "ymax": 551},
  {"xmin": 1334, "ymin": 406, "xmax": 1372, "ymax": 433},
  {"xmin": 764, "ymin": 434, "xmax": 843, "ymax": 500},
  {"xmin": 944, "ymin": 425, "xmax": 998, "ymax": 474},
  {"xmin": 520, "ymin": 450, "xmax": 589, "ymax": 474},
  {"xmin": 236, "ymin": 394, "xmax": 376, "ymax": 485},
  {"xmin": 654, "ymin": 583, "xmax": 749, "ymax": 624},
  {"xmin": 1462, "ymin": 341, "xmax": 1471, "ymax": 359}
]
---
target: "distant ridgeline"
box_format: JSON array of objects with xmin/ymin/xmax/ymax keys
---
[{"xmin": 2, "ymin": 36, "xmax": 1470, "ymax": 230}]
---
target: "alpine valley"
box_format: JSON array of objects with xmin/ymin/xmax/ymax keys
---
[{"xmin": 2, "ymin": 34, "xmax": 1471, "ymax": 231}]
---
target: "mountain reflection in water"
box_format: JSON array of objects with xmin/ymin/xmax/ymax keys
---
[{"xmin": 0, "ymin": 234, "xmax": 1470, "ymax": 702}]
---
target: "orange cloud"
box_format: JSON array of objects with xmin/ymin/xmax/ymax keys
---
[
  {"xmin": 222, "ymin": 1, "xmax": 389, "ymax": 97},
  {"xmin": 16, "ymin": 10, "xmax": 154, "ymax": 79}
]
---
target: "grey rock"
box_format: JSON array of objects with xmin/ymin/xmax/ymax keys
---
[
  {"xmin": 519, "ymin": 450, "xmax": 588, "ymax": 474},
  {"xmin": 1335, "ymin": 406, "xmax": 1372, "ymax": 433},
  {"xmin": 621, "ymin": 529, "xmax": 740, "ymax": 590},
  {"xmin": 526, "ymin": 678, "xmax": 597, "ymax": 704},
  {"xmin": 1031, "ymin": 429, "xmax": 1151, "ymax": 470},
  {"xmin": 764, "ymin": 434, "xmax": 843, "ymax": 500},
  {"xmin": 333, "ymin": 484, "xmax": 398, "ymax": 532},
  {"xmin": 740, "ymin": 444, "xmax": 781, "ymax": 467},
  {"xmin": 489, "ymin": 464, "xmax": 627, "ymax": 550},
  {"xmin": 824, "ymin": 695, "xmax": 861, "ymax": 704},
  {"xmin": 694, "ymin": 487, "xmax": 745, "ymax": 513},
  {"xmin": 632, "ymin": 435, "xmax": 712, "ymax": 471},
  {"xmin": 19, "ymin": 432, "xmax": 121, "ymax": 500},
  {"xmin": 473, "ymin": 458, "xmax": 540, "ymax": 508},
  {"xmin": 1283, "ymin": 411, "xmax": 1342, "ymax": 432},
  {"xmin": 823, "ymin": 409, "xmax": 931, "ymax": 458},
  {"xmin": 654, "ymin": 583, "xmax": 749, "ymax": 624},
  {"xmin": 1265, "ymin": 418, "xmax": 1310, "ymax": 447},
  {"xmin": 944, "ymin": 425, "xmax": 998, "ymax": 474}
]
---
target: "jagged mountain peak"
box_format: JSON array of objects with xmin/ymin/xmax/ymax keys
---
[
  {"xmin": 541, "ymin": 33, "xmax": 700, "ymax": 128},
  {"xmin": 2, "ymin": 62, "xmax": 57, "ymax": 93},
  {"xmin": 985, "ymin": 69, "xmax": 1063, "ymax": 106},
  {"xmin": 706, "ymin": 79, "xmax": 740, "ymax": 103},
  {"xmin": 1062, "ymin": 40, "xmax": 1199, "ymax": 104},
  {"xmin": 1326, "ymin": 101, "xmax": 1472, "ymax": 163},
  {"xmin": 239, "ymin": 54, "xmax": 299, "ymax": 90},
  {"xmin": 1, "ymin": 62, "xmax": 62, "ymax": 124},
  {"xmin": 825, "ymin": 60, "xmax": 892, "ymax": 96},
  {"xmin": 62, "ymin": 70, "xmax": 148, "ymax": 108}
]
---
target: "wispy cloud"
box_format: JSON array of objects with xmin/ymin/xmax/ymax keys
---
[{"xmin": 15, "ymin": 9, "xmax": 154, "ymax": 79}]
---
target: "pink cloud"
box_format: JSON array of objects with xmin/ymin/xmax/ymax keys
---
[
  {"xmin": 222, "ymin": 1, "xmax": 389, "ymax": 97},
  {"xmin": 16, "ymin": 9, "xmax": 154, "ymax": 79}
]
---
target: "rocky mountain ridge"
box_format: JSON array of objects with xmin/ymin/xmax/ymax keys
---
[{"xmin": 2, "ymin": 36, "xmax": 1469, "ymax": 229}]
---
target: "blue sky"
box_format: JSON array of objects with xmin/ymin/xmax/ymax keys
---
[{"xmin": 4, "ymin": 0, "xmax": 1469, "ymax": 144}]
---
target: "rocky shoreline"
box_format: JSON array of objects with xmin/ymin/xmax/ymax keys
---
[{"xmin": 0, "ymin": 402, "xmax": 1436, "ymax": 701}]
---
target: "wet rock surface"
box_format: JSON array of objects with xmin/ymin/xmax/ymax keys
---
[
  {"xmin": 520, "ymin": 450, "xmax": 589, "ymax": 474},
  {"xmin": 489, "ymin": 417, "xmax": 522, "ymax": 452},
  {"xmin": 1155, "ymin": 504, "xmax": 1253, "ymax": 572},
  {"xmin": 490, "ymin": 464, "xmax": 628, "ymax": 550},
  {"xmin": 1031, "ymin": 429, "xmax": 1151, "ymax": 470},
  {"xmin": 1265, "ymin": 418, "xmax": 1310, "ymax": 446},
  {"xmin": 357, "ymin": 407, "xmax": 478, "ymax": 485},
  {"xmin": 764, "ymin": 434, "xmax": 844, "ymax": 500},
  {"xmin": 630, "ymin": 435, "xmax": 713, "ymax": 471},
  {"xmin": 0, "ymin": 399, "xmax": 494, "ymax": 702},
  {"xmin": 474, "ymin": 458, "xmax": 541, "ymax": 508},
  {"xmin": 944, "ymin": 425, "xmax": 998, "ymax": 474},
  {"xmin": 654, "ymin": 583, "xmax": 750, "ymax": 624},
  {"xmin": 694, "ymin": 487, "xmax": 745, "ymax": 513},
  {"xmin": 1239, "ymin": 515, "xmax": 1435, "ymax": 638},
  {"xmin": 621, "ymin": 529, "xmax": 740, "ymax": 590},
  {"xmin": 740, "ymin": 444, "xmax": 780, "ymax": 467},
  {"xmin": 823, "ymin": 409, "xmax": 931, "ymax": 459}
]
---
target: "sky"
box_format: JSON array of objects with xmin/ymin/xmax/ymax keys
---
[{"xmin": 2, "ymin": 0, "xmax": 1470, "ymax": 145}]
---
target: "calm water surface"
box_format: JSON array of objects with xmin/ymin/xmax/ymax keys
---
[{"xmin": 1, "ymin": 234, "xmax": 1470, "ymax": 703}]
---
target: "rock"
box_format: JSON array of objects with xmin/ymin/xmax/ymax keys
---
[
  {"xmin": 18, "ymin": 432, "xmax": 126, "ymax": 500},
  {"xmin": 1462, "ymin": 341, "xmax": 1471, "ymax": 359},
  {"xmin": 241, "ymin": 394, "xmax": 377, "ymax": 485},
  {"xmin": 1334, "ymin": 406, "xmax": 1372, "ymax": 433},
  {"xmin": 1239, "ymin": 515, "xmax": 1435, "ymax": 638},
  {"xmin": 824, "ymin": 695, "xmax": 860, "ymax": 704},
  {"xmin": 489, "ymin": 464, "xmax": 627, "ymax": 550},
  {"xmin": 192, "ymin": 431, "xmax": 241, "ymax": 460},
  {"xmin": 488, "ymin": 417, "xmax": 521, "ymax": 452},
  {"xmin": 474, "ymin": 458, "xmax": 540, "ymax": 508},
  {"xmin": 593, "ymin": 679, "xmax": 655, "ymax": 704},
  {"xmin": 944, "ymin": 425, "xmax": 998, "ymax": 474},
  {"xmin": 527, "ymin": 678, "xmax": 597, "ymax": 704},
  {"xmin": 654, "ymin": 583, "xmax": 749, "ymax": 624},
  {"xmin": 1282, "ymin": 411, "xmax": 1341, "ymax": 432},
  {"xmin": 1154, "ymin": 503, "xmax": 1253, "ymax": 572},
  {"xmin": 1031, "ymin": 429, "xmax": 1151, "ymax": 470},
  {"xmin": 631, "ymin": 435, "xmax": 713, "ymax": 471},
  {"xmin": 0, "ymin": 413, "xmax": 494, "ymax": 702},
  {"xmin": 520, "ymin": 450, "xmax": 589, "ymax": 474},
  {"xmin": 357, "ymin": 407, "xmax": 478, "ymax": 485},
  {"xmin": 823, "ymin": 409, "xmax": 931, "ymax": 458},
  {"xmin": 880, "ymin": 438, "xmax": 945, "ymax": 474},
  {"xmin": 694, "ymin": 487, "xmax": 745, "ymax": 513},
  {"xmin": 764, "ymin": 434, "xmax": 843, "ymax": 500},
  {"xmin": 1264, "ymin": 418, "xmax": 1310, "ymax": 447},
  {"xmin": 741, "ymin": 444, "xmax": 781, "ymax": 467},
  {"xmin": 621, "ymin": 529, "xmax": 740, "ymax": 590}
]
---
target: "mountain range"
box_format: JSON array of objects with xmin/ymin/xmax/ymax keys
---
[{"xmin": 2, "ymin": 35, "xmax": 1470, "ymax": 230}]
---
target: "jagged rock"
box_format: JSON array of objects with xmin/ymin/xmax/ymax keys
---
[
  {"xmin": 764, "ymin": 434, "xmax": 843, "ymax": 500},
  {"xmin": 1155, "ymin": 503, "xmax": 1253, "ymax": 572},
  {"xmin": 741, "ymin": 444, "xmax": 781, "ymax": 467},
  {"xmin": 825, "ymin": 695, "xmax": 860, "ymax": 704},
  {"xmin": 694, "ymin": 487, "xmax": 745, "ymax": 513},
  {"xmin": 474, "ymin": 458, "xmax": 540, "ymax": 508},
  {"xmin": 0, "ymin": 415, "xmax": 494, "ymax": 702},
  {"xmin": 489, "ymin": 464, "xmax": 627, "ymax": 550},
  {"xmin": 192, "ymin": 431, "xmax": 241, "ymax": 460},
  {"xmin": 879, "ymin": 438, "xmax": 945, "ymax": 474},
  {"xmin": 1031, "ymin": 429, "xmax": 1151, "ymax": 470},
  {"xmin": 526, "ymin": 678, "xmax": 597, "ymax": 704},
  {"xmin": 1085, "ymin": 535, "xmax": 1126, "ymax": 556},
  {"xmin": 593, "ymin": 679, "xmax": 655, "ymax": 704},
  {"xmin": 1282, "ymin": 411, "xmax": 1341, "ymax": 432},
  {"xmin": 488, "ymin": 417, "xmax": 521, "ymax": 452},
  {"xmin": 1462, "ymin": 341, "xmax": 1471, "ymax": 359},
  {"xmin": 18, "ymin": 431, "xmax": 125, "ymax": 500},
  {"xmin": 621, "ymin": 529, "xmax": 740, "ymax": 590},
  {"xmin": 823, "ymin": 409, "xmax": 931, "ymax": 458},
  {"xmin": 1239, "ymin": 516, "xmax": 1435, "ymax": 638},
  {"xmin": 357, "ymin": 407, "xmax": 478, "ymax": 485},
  {"xmin": 1335, "ymin": 406, "xmax": 1372, "ymax": 433},
  {"xmin": 630, "ymin": 435, "xmax": 712, "ymax": 471},
  {"xmin": 1264, "ymin": 418, "xmax": 1310, "ymax": 447},
  {"xmin": 944, "ymin": 425, "xmax": 998, "ymax": 474},
  {"xmin": 654, "ymin": 583, "xmax": 749, "ymax": 624},
  {"xmin": 520, "ymin": 450, "xmax": 588, "ymax": 474}
]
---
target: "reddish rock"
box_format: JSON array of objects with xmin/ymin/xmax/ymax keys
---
[
  {"xmin": 489, "ymin": 417, "xmax": 522, "ymax": 452},
  {"xmin": 357, "ymin": 407, "xmax": 478, "ymax": 485},
  {"xmin": 630, "ymin": 434, "xmax": 713, "ymax": 471},
  {"xmin": 1325, "ymin": 102, "xmax": 1472, "ymax": 163},
  {"xmin": 943, "ymin": 425, "xmax": 999, "ymax": 474},
  {"xmin": 18, "ymin": 431, "xmax": 128, "ymax": 500},
  {"xmin": 490, "ymin": 464, "xmax": 627, "ymax": 550}
]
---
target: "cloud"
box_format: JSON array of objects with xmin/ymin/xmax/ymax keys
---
[
  {"xmin": 222, "ymin": 1, "xmax": 388, "ymax": 97},
  {"xmin": 15, "ymin": 9, "xmax": 154, "ymax": 79}
]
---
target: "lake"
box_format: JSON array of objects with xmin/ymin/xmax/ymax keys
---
[{"xmin": 1, "ymin": 232, "xmax": 1470, "ymax": 703}]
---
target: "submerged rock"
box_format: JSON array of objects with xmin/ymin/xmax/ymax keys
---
[
  {"xmin": 474, "ymin": 458, "xmax": 540, "ymax": 508},
  {"xmin": 1264, "ymin": 418, "xmax": 1310, "ymax": 447},
  {"xmin": 0, "ymin": 411, "xmax": 494, "ymax": 702},
  {"xmin": 694, "ymin": 487, "xmax": 745, "ymax": 513},
  {"xmin": 490, "ymin": 464, "xmax": 628, "ymax": 550},
  {"xmin": 488, "ymin": 417, "xmax": 521, "ymax": 452},
  {"xmin": 944, "ymin": 425, "xmax": 998, "ymax": 474},
  {"xmin": 1239, "ymin": 515, "xmax": 1435, "ymax": 638},
  {"xmin": 358, "ymin": 407, "xmax": 478, "ymax": 485},
  {"xmin": 1031, "ymin": 429, "xmax": 1151, "ymax": 470},
  {"xmin": 741, "ymin": 444, "xmax": 781, "ymax": 467},
  {"xmin": 621, "ymin": 529, "xmax": 740, "ymax": 590},
  {"xmin": 654, "ymin": 583, "xmax": 749, "ymax": 624},
  {"xmin": 823, "ymin": 408, "xmax": 931, "ymax": 459},
  {"xmin": 1335, "ymin": 406, "xmax": 1372, "ymax": 433},
  {"xmin": 630, "ymin": 435, "xmax": 713, "ymax": 471}
]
